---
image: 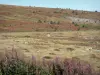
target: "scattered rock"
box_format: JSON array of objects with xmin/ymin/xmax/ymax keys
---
[{"xmin": 47, "ymin": 34, "xmax": 50, "ymax": 37}]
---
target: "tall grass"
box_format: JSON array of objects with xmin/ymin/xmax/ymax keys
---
[{"xmin": 0, "ymin": 49, "xmax": 99, "ymax": 75}]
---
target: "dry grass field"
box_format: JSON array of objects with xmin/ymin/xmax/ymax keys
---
[{"xmin": 0, "ymin": 30, "xmax": 100, "ymax": 71}]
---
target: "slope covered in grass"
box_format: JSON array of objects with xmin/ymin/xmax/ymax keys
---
[{"xmin": 0, "ymin": 4, "xmax": 100, "ymax": 31}]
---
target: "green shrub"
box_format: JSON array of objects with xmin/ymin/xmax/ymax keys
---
[
  {"xmin": 38, "ymin": 20, "xmax": 42, "ymax": 23},
  {"xmin": 72, "ymin": 22, "xmax": 79, "ymax": 26},
  {"xmin": 80, "ymin": 24, "xmax": 88, "ymax": 28},
  {"xmin": 0, "ymin": 70, "xmax": 2, "ymax": 75},
  {"xmin": 49, "ymin": 21, "xmax": 56, "ymax": 24},
  {"xmin": 49, "ymin": 21, "xmax": 60, "ymax": 25},
  {"xmin": 0, "ymin": 60, "xmax": 28, "ymax": 75},
  {"xmin": 74, "ymin": 23, "xmax": 79, "ymax": 26}
]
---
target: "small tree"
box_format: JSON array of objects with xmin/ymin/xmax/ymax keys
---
[
  {"xmin": 50, "ymin": 21, "xmax": 55, "ymax": 24},
  {"xmin": 95, "ymin": 10, "xmax": 98, "ymax": 12},
  {"xmin": 38, "ymin": 20, "xmax": 42, "ymax": 23}
]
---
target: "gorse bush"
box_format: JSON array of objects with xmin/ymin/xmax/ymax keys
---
[{"xmin": 0, "ymin": 49, "xmax": 99, "ymax": 75}]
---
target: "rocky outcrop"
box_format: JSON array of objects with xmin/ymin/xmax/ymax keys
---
[{"xmin": 67, "ymin": 16, "xmax": 100, "ymax": 25}]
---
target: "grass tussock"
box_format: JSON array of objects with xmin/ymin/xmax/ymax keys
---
[
  {"xmin": 43, "ymin": 56, "xmax": 52, "ymax": 59},
  {"xmin": 0, "ymin": 49, "xmax": 100, "ymax": 75},
  {"xmin": 54, "ymin": 49, "xmax": 60, "ymax": 51},
  {"xmin": 66, "ymin": 47, "xmax": 75, "ymax": 51}
]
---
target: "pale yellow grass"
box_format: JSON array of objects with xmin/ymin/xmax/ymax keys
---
[{"xmin": 0, "ymin": 30, "xmax": 100, "ymax": 70}]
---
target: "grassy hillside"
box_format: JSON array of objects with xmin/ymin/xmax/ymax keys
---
[
  {"xmin": 0, "ymin": 4, "xmax": 100, "ymax": 31},
  {"xmin": 0, "ymin": 4, "xmax": 100, "ymax": 74}
]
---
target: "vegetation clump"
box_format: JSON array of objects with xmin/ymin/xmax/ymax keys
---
[{"xmin": 0, "ymin": 50, "xmax": 99, "ymax": 75}]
